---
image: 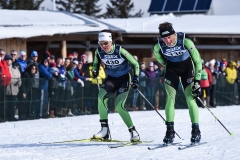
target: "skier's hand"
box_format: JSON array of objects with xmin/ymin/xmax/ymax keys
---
[
  {"xmin": 192, "ymin": 80, "xmax": 201, "ymax": 98},
  {"xmin": 92, "ymin": 70, "xmax": 99, "ymax": 78},
  {"xmin": 131, "ymin": 76, "xmax": 139, "ymax": 89}
]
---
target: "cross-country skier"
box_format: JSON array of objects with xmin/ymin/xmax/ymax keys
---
[
  {"xmin": 153, "ymin": 22, "xmax": 202, "ymax": 144},
  {"xmin": 92, "ymin": 29, "xmax": 140, "ymax": 142}
]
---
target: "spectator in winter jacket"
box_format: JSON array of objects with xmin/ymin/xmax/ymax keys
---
[
  {"xmin": 38, "ymin": 58, "xmax": 55, "ymax": 118},
  {"xmin": 0, "ymin": 48, "xmax": 6, "ymax": 60},
  {"xmin": 26, "ymin": 50, "xmax": 38, "ymax": 65},
  {"xmin": 48, "ymin": 62, "xmax": 59, "ymax": 118},
  {"xmin": 138, "ymin": 62, "xmax": 147, "ymax": 111},
  {"xmin": 17, "ymin": 50, "xmax": 27, "ymax": 74},
  {"xmin": 200, "ymin": 60, "xmax": 212, "ymax": 108},
  {"xmin": 225, "ymin": 61, "xmax": 237, "ymax": 84},
  {"xmin": 145, "ymin": 62, "xmax": 157, "ymax": 110},
  {"xmin": 225, "ymin": 61, "xmax": 238, "ymax": 104},
  {"xmin": 18, "ymin": 63, "xmax": 38, "ymax": 120},
  {"xmin": 209, "ymin": 61, "xmax": 220, "ymax": 107},
  {"xmin": 10, "ymin": 50, "xmax": 21, "ymax": 73},
  {"xmin": 26, "ymin": 50, "xmax": 41, "ymax": 119},
  {"xmin": 0, "ymin": 49, "xmax": 11, "ymax": 121},
  {"xmin": 4, "ymin": 54, "xmax": 22, "ymax": 121}
]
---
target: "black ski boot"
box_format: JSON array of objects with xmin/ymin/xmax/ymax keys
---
[
  {"xmin": 191, "ymin": 123, "xmax": 201, "ymax": 143},
  {"xmin": 93, "ymin": 119, "xmax": 109, "ymax": 139},
  {"xmin": 163, "ymin": 122, "xmax": 175, "ymax": 144}
]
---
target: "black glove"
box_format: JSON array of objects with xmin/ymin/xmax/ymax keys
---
[
  {"xmin": 92, "ymin": 70, "xmax": 99, "ymax": 78},
  {"xmin": 192, "ymin": 80, "xmax": 201, "ymax": 98},
  {"xmin": 131, "ymin": 76, "xmax": 139, "ymax": 89}
]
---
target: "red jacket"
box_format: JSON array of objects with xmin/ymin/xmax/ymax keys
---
[
  {"xmin": 0, "ymin": 60, "xmax": 11, "ymax": 86},
  {"xmin": 200, "ymin": 67, "xmax": 212, "ymax": 88}
]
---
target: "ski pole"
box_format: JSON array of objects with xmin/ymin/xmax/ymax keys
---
[
  {"xmin": 197, "ymin": 97, "xmax": 234, "ymax": 136},
  {"xmin": 137, "ymin": 88, "xmax": 182, "ymax": 140}
]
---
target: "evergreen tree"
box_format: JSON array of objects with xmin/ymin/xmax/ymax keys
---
[
  {"xmin": 102, "ymin": 0, "xmax": 144, "ymax": 18},
  {"xmin": 55, "ymin": 0, "xmax": 102, "ymax": 18},
  {"xmin": 55, "ymin": 0, "xmax": 76, "ymax": 12},
  {"xmin": 75, "ymin": 0, "xmax": 102, "ymax": 18},
  {"xmin": 0, "ymin": 0, "xmax": 44, "ymax": 10}
]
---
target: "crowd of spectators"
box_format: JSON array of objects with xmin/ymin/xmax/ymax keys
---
[
  {"xmin": 0, "ymin": 48, "xmax": 239, "ymax": 122},
  {"xmin": 0, "ymin": 48, "xmax": 106, "ymax": 122}
]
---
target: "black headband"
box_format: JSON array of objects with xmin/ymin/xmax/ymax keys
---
[{"xmin": 159, "ymin": 26, "xmax": 175, "ymax": 38}]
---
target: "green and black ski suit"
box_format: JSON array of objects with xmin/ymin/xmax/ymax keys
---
[
  {"xmin": 93, "ymin": 44, "xmax": 139, "ymax": 128},
  {"xmin": 153, "ymin": 32, "xmax": 202, "ymax": 124}
]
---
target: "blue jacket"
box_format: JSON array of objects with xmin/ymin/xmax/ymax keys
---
[
  {"xmin": 17, "ymin": 58, "xmax": 27, "ymax": 73},
  {"xmin": 38, "ymin": 64, "xmax": 54, "ymax": 89},
  {"xmin": 74, "ymin": 68, "xmax": 86, "ymax": 81}
]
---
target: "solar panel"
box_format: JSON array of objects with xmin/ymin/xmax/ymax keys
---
[
  {"xmin": 164, "ymin": 0, "xmax": 181, "ymax": 11},
  {"xmin": 148, "ymin": 0, "xmax": 165, "ymax": 12},
  {"xmin": 180, "ymin": 0, "xmax": 196, "ymax": 11},
  {"xmin": 148, "ymin": 0, "xmax": 212, "ymax": 14},
  {"xmin": 195, "ymin": 0, "xmax": 212, "ymax": 10}
]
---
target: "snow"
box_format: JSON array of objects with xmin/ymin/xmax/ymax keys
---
[
  {"xmin": 0, "ymin": 106, "xmax": 239, "ymax": 160},
  {"xmin": 99, "ymin": 13, "xmax": 240, "ymax": 34},
  {"xmin": 0, "ymin": 10, "xmax": 109, "ymax": 39}
]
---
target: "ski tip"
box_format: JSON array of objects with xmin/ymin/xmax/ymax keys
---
[
  {"xmin": 147, "ymin": 147, "xmax": 151, "ymax": 150},
  {"xmin": 230, "ymin": 133, "xmax": 234, "ymax": 137}
]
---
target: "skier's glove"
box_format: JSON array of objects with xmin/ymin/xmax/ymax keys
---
[
  {"xmin": 131, "ymin": 76, "xmax": 139, "ymax": 89},
  {"xmin": 92, "ymin": 70, "xmax": 99, "ymax": 78},
  {"xmin": 192, "ymin": 80, "xmax": 201, "ymax": 98}
]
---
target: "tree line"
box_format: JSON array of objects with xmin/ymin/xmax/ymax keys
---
[{"xmin": 0, "ymin": 0, "xmax": 144, "ymax": 18}]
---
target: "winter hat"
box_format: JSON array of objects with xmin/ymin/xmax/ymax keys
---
[
  {"xmin": 78, "ymin": 61, "xmax": 83, "ymax": 65},
  {"xmin": 49, "ymin": 62, "xmax": 56, "ymax": 68},
  {"xmin": 31, "ymin": 51, "xmax": 38, "ymax": 57},
  {"xmin": 140, "ymin": 63, "xmax": 145, "ymax": 69},
  {"xmin": 72, "ymin": 52, "xmax": 78, "ymax": 55},
  {"xmin": 43, "ymin": 51, "xmax": 51, "ymax": 59},
  {"xmin": 4, "ymin": 54, "xmax": 13, "ymax": 61},
  {"xmin": 50, "ymin": 55, "xmax": 55, "ymax": 60},
  {"xmin": 73, "ymin": 60, "xmax": 78, "ymax": 65},
  {"xmin": 81, "ymin": 54, "xmax": 87, "ymax": 59},
  {"xmin": 67, "ymin": 53, "xmax": 73, "ymax": 57},
  {"xmin": 220, "ymin": 63, "xmax": 226, "ymax": 67},
  {"xmin": 149, "ymin": 62, "xmax": 154, "ymax": 67},
  {"xmin": 133, "ymin": 55, "xmax": 138, "ymax": 61},
  {"xmin": 209, "ymin": 59, "xmax": 216, "ymax": 65},
  {"xmin": 215, "ymin": 61, "xmax": 220, "ymax": 67},
  {"xmin": 20, "ymin": 51, "xmax": 26, "ymax": 56},
  {"xmin": 230, "ymin": 61, "xmax": 236, "ymax": 66}
]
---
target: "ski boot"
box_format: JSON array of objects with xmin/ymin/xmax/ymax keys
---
[
  {"xmin": 93, "ymin": 119, "xmax": 109, "ymax": 139},
  {"xmin": 163, "ymin": 122, "xmax": 175, "ymax": 144},
  {"xmin": 129, "ymin": 126, "xmax": 140, "ymax": 142},
  {"xmin": 191, "ymin": 123, "xmax": 201, "ymax": 144}
]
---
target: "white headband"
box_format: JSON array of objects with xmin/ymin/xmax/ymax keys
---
[{"xmin": 98, "ymin": 32, "xmax": 112, "ymax": 42}]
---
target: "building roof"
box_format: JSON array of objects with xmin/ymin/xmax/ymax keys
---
[
  {"xmin": 99, "ymin": 13, "xmax": 240, "ymax": 36},
  {"xmin": 0, "ymin": 10, "xmax": 111, "ymax": 39},
  {"xmin": 1, "ymin": 9, "xmax": 240, "ymax": 40},
  {"xmin": 148, "ymin": 0, "xmax": 212, "ymax": 14}
]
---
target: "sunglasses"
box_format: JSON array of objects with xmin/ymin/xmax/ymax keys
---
[
  {"xmin": 11, "ymin": 54, "xmax": 17, "ymax": 56},
  {"xmin": 98, "ymin": 41, "xmax": 109, "ymax": 46}
]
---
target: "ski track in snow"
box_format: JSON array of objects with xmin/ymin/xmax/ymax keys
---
[{"xmin": 0, "ymin": 106, "xmax": 239, "ymax": 160}]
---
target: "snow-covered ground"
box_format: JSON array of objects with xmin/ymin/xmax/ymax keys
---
[{"xmin": 0, "ymin": 106, "xmax": 239, "ymax": 160}]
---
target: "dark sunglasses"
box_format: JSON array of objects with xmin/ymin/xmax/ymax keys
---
[
  {"xmin": 11, "ymin": 54, "xmax": 17, "ymax": 56},
  {"xmin": 98, "ymin": 41, "xmax": 109, "ymax": 46}
]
